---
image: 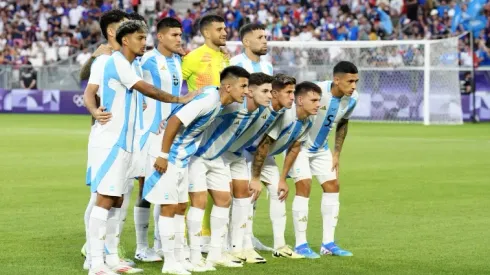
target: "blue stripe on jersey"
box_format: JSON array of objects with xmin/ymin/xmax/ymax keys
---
[
  {"xmin": 195, "ymin": 112, "xmax": 238, "ymax": 157},
  {"xmin": 267, "ymin": 64, "xmax": 273, "ymax": 75},
  {"xmin": 270, "ymin": 120, "xmax": 305, "ymax": 156},
  {"xmin": 116, "ymin": 90, "xmax": 133, "ymax": 151},
  {"xmin": 167, "ymin": 56, "xmax": 181, "ymax": 113},
  {"xmin": 168, "ymin": 108, "xmax": 215, "ymax": 166},
  {"xmin": 90, "ymin": 145, "xmax": 120, "ymax": 193},
  {"xmin": 213, "ymin": 114, "xmax": 251, "ymax": 159},
  {"xmin": 241, "ymin": 107, "xmax": 278, "ymax": 152},
  {"xmin": 310, "ymin": 97, "xmax": 341, "ymax": 152},
  {"xmin": 346, "ymin": 97, "xmax": 356, "ymax": 114},
  {"xmin": 101, "ymin": 59, "xmax": 120, "ymax": 112},
  {"xmin": 146, "ymin": 56, "xmax": 163, "ymax": 133},
  {"xmin": 252, "ymin": 62, "xmax": 261, "ymax": 72}
]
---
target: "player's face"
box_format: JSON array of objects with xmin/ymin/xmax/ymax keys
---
[
  {"xmin": 273, "ymin": 84, "xmax": 295, "ymax": 109},
  {"xmin": 207, "ymin": 22, "xmax": 227, "ymax": 47},
  {"xmin": 246, "ymin": 29, "xmax": 268, "ymax": 56},
  {"xmin": 229, "ymin": 77, "xmax": 249, "ymax": 103},
  {"xmin": 335, "ymin": 73, "xmax": 359, "ymax": 96},
  {"xmin": 107, "ymin": 19, "xmax": 128, "ymax": 50},
  {"xmin": 125, "ymin": 31, "xmax": 147, "ymax": 56},
  {"xmin": 159, "ymin": 27, "xmax": 182, "ymax": 54},
  {"xmin": 250, "ymin": 83, "xmax": 272, "ymax": 107},
  {"xmin": 298, "ymin": 91, "xmax": 321, "ymax": 116}
]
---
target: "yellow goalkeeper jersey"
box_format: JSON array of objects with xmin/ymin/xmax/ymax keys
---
[{"xmin": 182, "ymin": 44, "xmax": 230, "ymax": 92}]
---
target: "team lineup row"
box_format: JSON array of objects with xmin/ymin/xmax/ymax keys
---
[{"xmin": 80, "ymin": 10, "xmax": 359, "ymax": 275}]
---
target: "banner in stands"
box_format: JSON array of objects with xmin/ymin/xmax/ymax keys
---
[{"xmin": 0, "ymin": 87, "xmax": 489, "ymax": 121}]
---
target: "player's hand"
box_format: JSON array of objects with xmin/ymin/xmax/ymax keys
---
[
  {"xmin": 220, "ymin": 46, "xmax": 231, "ymax": 60},
  {"xmin": 92, "ymin": 44, "xmax": 112, "ymax": 58},
  {"xmin": 277, "ymin": 179, "xmax": 289, "ymax": 202},
  {"xmin": 142, "ymin": 102, "xmax": 147, "ymax": 111},
  {"xmin": 249, "ymin": 178, "xmax": 262, "ymax": 202},
  {"xmin": 157, "ymin": 120, "xmax": 166, "ymax": 134},
  {"xmin": 94, "ymin": 106, "xmax": 112, "ymax": 124},
  {"xmin": 176, "ymin": 47, "xmax": 187, "ymax": 56},
  {"xmin": 332, "ymin": 153, "xmax": 339, "ymax": 178},
  {"xmin": 178, "ymin": 89, "xmax": 203, "ymax": 104},
  {"xmin": 154, "ymin": 157, "xmax": 168, "ymax": 174}
]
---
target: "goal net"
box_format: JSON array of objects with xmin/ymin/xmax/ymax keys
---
[{"xmin": 226, "ymin": 35, "xmax": 464, "ymax": 125}]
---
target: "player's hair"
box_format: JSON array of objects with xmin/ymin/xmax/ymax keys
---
[
  {"xmin": 127, "ymin": 12, "xmax": 146, "ymax": 24},
  {"xmin": 115, "ymin": 20, "xmax": 148, "ymax": 46},
  {"xmin": 157, "ymin": 17, "xmax": 182, "ymax": 33},
  {"xmin": 220, "ymin": 66, "xmax": 250, "ymax": 82},
  {"xmin": 294, "ymin": 81, "xmax": 322, "ymax": 97},
  {"xmin": 272, "ymin": 73, "xmax": 296, "ymax": 91},
  {"xmin": 249, "ymin": 72, "xmax": 274, "ymax": 86},
  {"xmin": 333, "ymin": 61, "xmax": 358, "ymax": 75},
  {"xmin": 199, "ymin": 14, "xmax": 225, "ymax": 32},
  {"xmin": 99, "ymin": 9, "xmax": 128, "ymax": 40},
  {"xmin": 239, "ymin": 23, "xmax": 266, "ymax": 40}
]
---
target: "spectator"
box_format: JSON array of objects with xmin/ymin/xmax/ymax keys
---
[{"xmin": 76, "ymin": 47, "xmax": 92, "ymax": 66}]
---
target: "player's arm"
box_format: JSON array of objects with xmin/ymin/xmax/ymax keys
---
[
  {"xmin": 79, "ymin": 44, "xmax": 112, "ymax": 80},
  {"xmin": 132, "ymin": 81, "xmax": 196, "ymax": 104},
  {"xmin": 83, "ymin": 84, "xmax": 111, "ymax": 125},
  {"xmin": 250, "ymin": 134, "xmax": 276, "ymax": 201},
  {"xmin": 278, "ymin": 140, "xmax": 302, "ymax": 202},
  {"xmin": 332, "ymin": 118, "xmax": 349, "ymax": 173},
  {"xmin": 153, "ymin": 115, "xmax": 181, "ymax": 173}
]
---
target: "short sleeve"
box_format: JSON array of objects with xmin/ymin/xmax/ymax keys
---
[
  {"xmin": 266, "ymin": 115, "xmax": 284, "ymax": 141},
  {"xmin": 114, "ymin": 55, "xmax": 142, "ymax": 89},
  {"xmin": 344, "ymin": 92, "xmax": 359, "ymax": 119},
  {"xmin": 175, "ymin": 94, "xmax": 214, "ymax": 127},
  {"xmin": 181, "ymin": 53, "xmax": 195, "ymax": 81},
  {"xmin": 141, "ymin": 57, "xmax": 160, "ymax": 87},
  {"xmin": 87, "ymin": 56, "xmax": 107, "ymax": 85}
]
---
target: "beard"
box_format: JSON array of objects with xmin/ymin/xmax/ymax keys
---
[
  {"xmin": 252, "ymin": 48, "xmax": 267, "ymax": 56},
  {"xmin": 213, "ymin": 37, "xmax": 226, "ymax": 47}
]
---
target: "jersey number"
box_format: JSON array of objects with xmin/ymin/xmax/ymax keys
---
[{"xmin": 324, "ymin": 115, "xmax": 334, "ymax": 127}]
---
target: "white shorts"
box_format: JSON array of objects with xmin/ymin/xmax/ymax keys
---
[
  {"xmin": 222, "ymin": 151, "xmax": 249, "ymax": 181},
  {"xmin": 289, "ymin": 149, "xmax": 337, "ymax": 184},
  {"xmin": 132, "ymin": 133, "xmax": 152, "ymax": 178},
  {"xmin": 244, "ymin": 150, "xmax": 279, "ymax": 187},
  {"xmin": 188, "ymin": 156, "xmax": 231, "ymax": 192},
  {"xmin": 143, "ymin": 162, "xmax": 189, "ymax": 205},
  {"xmin": 89, "ymin": 146, "xmax": 133, "ymax": 196}
]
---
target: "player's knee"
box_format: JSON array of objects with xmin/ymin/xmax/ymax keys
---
[
  {"xmin": 160, "ymin": 204, "xmax": 177, "ymax": 216},
  {"xmin": 113, "ymin": 196, "xmax": 124, "ymax": 208},
  {"xmin": 321, "ymin": 179, "xmax": 339, "ymax": 193},
  {"xmin": 232, "ymin": 180, "xmax": 250, "ymax": 198},
  {"xmin": 189, "ymin": 192, "xmax": 207, "ymax": 209},
  {"xmin": 176, "ymin": 203, "xmax": 187, "ymax": 215},
  {"xmin": 295, "ymin": 179, "xmax": 312, "ymax": 197}
]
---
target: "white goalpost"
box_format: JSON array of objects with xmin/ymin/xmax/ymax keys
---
[{"xmin": 226, "ymin": 35, "xmax": 465, "ymax": 125}]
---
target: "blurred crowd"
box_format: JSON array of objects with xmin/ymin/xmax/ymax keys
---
[{"xmin": 0, "ymin": 0, "xmax": 489, "ymax": 69}]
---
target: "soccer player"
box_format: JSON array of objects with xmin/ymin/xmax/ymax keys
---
[
  {"xmin": 248, "ymin": 81, "xmax": 322, "ymax": 259},
  {"xmin": 230, "ymin": 23, "xmax": 272, "ymax": 75},
  {"xmin": 181, "ymin": 13, "xmax": 229, "ymax": 243},
  {"xmin": 229, "ymin": 22, "xmax": 274, "ymax": 253},
  {"xmin": 132, "ymin": 17, "xmax": 184, "ymax": 263},
  {"xmin": 81, "ymin": 9, "xmax": 128, "ymax": 270},
  {"xmin": 290, "ymin": 61, "xmax": 359, "ymax": 258},
  {"xmin": 187, "ymin": 72, "xmax": 274, "ymax": 268},
  {"xmin": 87, "ymin": 20, "xmax": 195, "ymax": 275},
  {"xmin": 225, "ymin": 74, "xmax": 296, "ymax": 261},
  {"xmin": 143, "ymin": 66, "xmax": 250, "ymax": 275}
]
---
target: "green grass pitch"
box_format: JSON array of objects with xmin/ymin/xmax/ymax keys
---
[{"xmin": 1, "ymin": 114, "xmax": 489, "ymax": 275}]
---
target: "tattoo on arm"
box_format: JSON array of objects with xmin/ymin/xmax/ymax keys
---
[
  {"xmin": 133, "ymin": 81, "xmax": 179, "ymax": 103},
  {"xmin": 150, "ymin": 85, "xmax": 179, "ymax": 103},
  {"xmin": 334, "ymin": 118, "xmax": 349, "ymax": 154},
  {"xmin": 79, "ymin": 57, "xmax": 95, "ymax": 81},
  {"xmin": 251, "ymin": 135, "xmax": 275, "ymax": 179}
]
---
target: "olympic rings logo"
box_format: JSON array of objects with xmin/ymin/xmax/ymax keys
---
[{"xmin": 73, "ymin": 94, "xmax": 85, "ymax": 107}]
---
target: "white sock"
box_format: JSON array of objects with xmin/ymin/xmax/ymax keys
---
[
  {"xmin": 187, "ymin": 207, "xmax": 205, "ymax": 264},
  {"xmin": 153, "ymin": 204, "xmax": 161, "ymax": 250},
  {"xmin": 105, "ymin": 208, "xmax": 122, "ymax": 267},
  {"xmin": 174, "ymin": 214, "xmax": 186, "ymax": 262},
  {"xmin": 159, "ymin": 216, "xmax": 176, "ymax": 265},
  {"xmin": 84, "ymin": 192, "xmax": 97, "ymax": 261},
  {"xmin": 207, "ymin": 206, "xmax": 230, "ymax": 262},
  {"xmin": 134, "ymin": 207, "xmax": 150, "ymax": 251},
  {"xmin": 119, "ymin": 183, "xmax": 133, "ymax": 238},
  {"xmin": 231, "ymin": 197, "xmax": 250, "ymax": 252},
  {"xmin": 89, "ymin": 206, "xmax": 109, "ymax": 268},
  {"xmin": 321, "ymin": 193, "xmax": 340, "ymax": 244},
  {"xmin": 243, "ymin": 201, "xmax": 255, "ymax": 249},
  {"xmin": 292, "ymin": 196, "xmax": 309, "ymax": 248},
  {"xmin": 268, "ymin": 184, "xmax": 286, "ymax": 249}
]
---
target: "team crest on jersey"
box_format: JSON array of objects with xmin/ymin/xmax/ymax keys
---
[{"xmin": 172, "ymin": 74, "xmax": 179, "ymax": 86}]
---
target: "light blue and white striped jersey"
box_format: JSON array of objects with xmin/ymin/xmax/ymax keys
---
[
  {"xmin": 87, "ymin": 54, "xmax": 111, "ymax": 96},
  {"xmin": 138, "ymin": 49, "xmax": 182, "ymax": 149},
  {"xmin": 227, "ymin": 105, "xmax": 285, "ymax": 156},
  {"xmin": 230, "ymin": 53, "xmax": 273, "ymax": 74},
  {"xmin": 263, "ymin": 104, "xmax": 313, "ymax": 156},
  {"xmin": 88, "ymin": 51, "xmax": 143, "ymax": 153},
  {"xmin": 195, "ymin": 97, "xmax": 259, "ymax": 160},
  {"xmin": 168, "ymin": 86, "xmax": 222, "ymax": 168},
  {"xmin": 304, "ymin": 80, "xmax": 359, "ymax": 153}
]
